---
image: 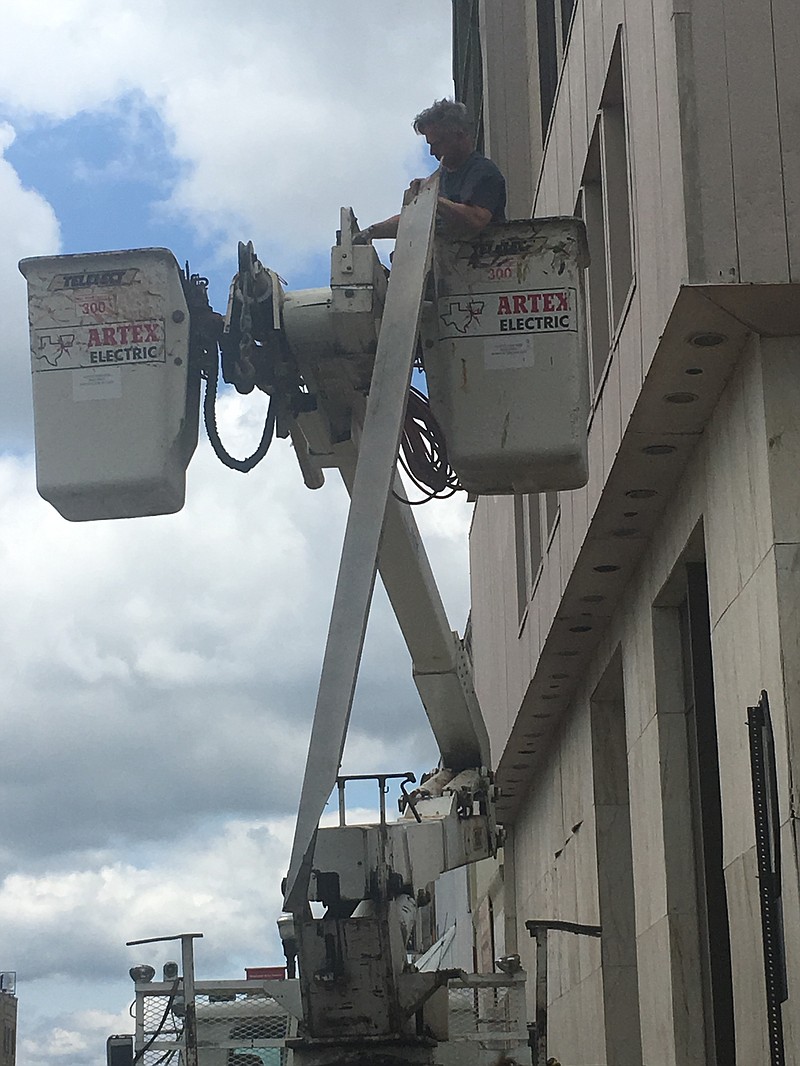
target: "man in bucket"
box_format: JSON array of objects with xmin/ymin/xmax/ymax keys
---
[{"xmin": 356, "ymin": 98, "xmax": 506, "ymax": 242}]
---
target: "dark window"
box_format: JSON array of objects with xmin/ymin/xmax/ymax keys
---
[
  {"xmin": 536, "ymin": 0, "xmax": 576, "ymax": 141},
  {"xmin": 514, "ymin": 494, "xmax": 543, "ymax": 618},
  {"xmin": 560, "ymin": 0, "xmax": 576, "ymax": 44},
  {"xmin": 600, "ymin": 35, "xmax": 633, "ymax": 325},
  {"xmin": 544, "ymin": 490, "xmax": 559, "ymax": 540},
  {"xmin": 452, "ymin": 0, "xmax": 484, "ymax": 149},
  {"xmin": 536, "ymin": 0, "xmax": 559, "ymax": 140},
  {"xmin": 680, "ymin": 562, "xmax": 737, "ymax": 1063},
  {"xmin": 577, "ymin": 30, "xmax": 633, "ymax": 394}
]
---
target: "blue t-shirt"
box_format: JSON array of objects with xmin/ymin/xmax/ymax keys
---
[{"xmin": 439, "ymin": 152, "xmax": 507, "ymax": 222}]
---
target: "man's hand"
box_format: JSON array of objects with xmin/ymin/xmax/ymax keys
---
[{"xmin": 352, "ymin": 228, "xmax": 374, "ymax": 245}]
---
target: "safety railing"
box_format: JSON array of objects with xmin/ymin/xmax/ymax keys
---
[
  {"xmin": 134, "ymin": 979, "xmax": 295, "ymax": 1066},
  {"xmin": 440, "ymin": 971, "xmax": 529, "ymax": 1066}
]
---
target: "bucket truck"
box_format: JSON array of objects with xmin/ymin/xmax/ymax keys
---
[{"xmin": 19, "ymin": 174, "xmax": 589, "ymax": 1066}]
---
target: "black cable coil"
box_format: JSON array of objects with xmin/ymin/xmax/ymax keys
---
[{"xmin": 397, "ymin": 385, "xmax": 462, "ymax": 503}]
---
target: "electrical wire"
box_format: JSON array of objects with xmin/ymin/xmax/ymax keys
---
[
  {"xmin": 151, "ymin": 1051, "xmax": 179, "ymax": 1065},
  {"xmin": 396, "ymin": 385, "xmax": 462, "ymax": 504},
  {"xmin": 202, "ymin": 360, "xmax": 277, "ymax": 473}
]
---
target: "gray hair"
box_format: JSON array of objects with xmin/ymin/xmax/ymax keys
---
[{"xmin": 413, "ymin": 98, "xmax": 472, "ymax": 136}]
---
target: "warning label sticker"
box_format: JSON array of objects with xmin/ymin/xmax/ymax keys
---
[
  {"xmin": 32, "ymin": 319, "xmax": 166, "ymax": 372},
  {"xmin": 484, "ymin": 336, "xmax": 535, "ymax": 370},
  {"xmin": 438, "ymin": 287, "xmax": 577, "ymax": 340},
  {"xmin": 72, "ymin": 367, "xmax": 123, "ymax": 402}
]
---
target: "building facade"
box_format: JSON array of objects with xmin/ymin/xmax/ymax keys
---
[
  {"xmin": 456, "ymin": 0, "xmax": 800, "ymax": 1062},
  {"xmin": 0, "ymin": 986, "xmax": 16, "ymax": 1066}
]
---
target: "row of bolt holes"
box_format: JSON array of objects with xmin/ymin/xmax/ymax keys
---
[{"xmin": 506, "ymin": 342, "xmax": 723, "ymax": 780}]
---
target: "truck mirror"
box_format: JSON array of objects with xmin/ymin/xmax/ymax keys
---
[{"xmin": 106, "ymin": 1034, "xmax": 134, "ymax": 1066}]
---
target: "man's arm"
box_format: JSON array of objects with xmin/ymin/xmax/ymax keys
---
[
  {"xmin": 355, "ymin": 172, "xmax": 495, "ymax": 243},
  {"xmin": 436, "ymin": 197, "xmax": 492, "ymax": 235},
  {"xmin": 355, "ymin": 214, "xmax": 400, "ymax": 242},
  {"xmin": 356, "ymin": 198, "xmax": 489, "ymax": 243}
]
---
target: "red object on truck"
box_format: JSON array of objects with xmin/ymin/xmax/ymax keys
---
[{"xmin": 245, "ymin": 966, "xmax": 286, "ymax": 981}]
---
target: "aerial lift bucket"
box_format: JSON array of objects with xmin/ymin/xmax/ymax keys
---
[
  {"xmin": 19, "ymin": 248, "xmax": 199, "ymax": 521},
  {"xmin": 423, "ymin": 216, "xmax": 590, "ymax": 495}
]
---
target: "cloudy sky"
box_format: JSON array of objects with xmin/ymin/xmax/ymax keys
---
[{"xmin": 0, "ymin": 4, "xmax": 473, "ymax": 1062}]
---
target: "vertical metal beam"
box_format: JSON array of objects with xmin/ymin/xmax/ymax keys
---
[
  {"xmin": 525, "ymin": 919, "xmax": 601, "ymax": 1065},
  {"xmin": 181, "ymin": 934, "xmax": 199, "ymax": 1066},
  {"xmin": 283, "ymin": 174, "xmax": 440, "ymax": 912},
  {"xmin": 134, "ymin": 988, "xmax": 144, "ymax": 1059},
  {"xmin": 534, "ymin": 927, "xmax": 547, "ymax": 1066},
  {"xmin": 748, "ymin": 690, "xmax": 787, "ymax": 1066},
  {"xmin": 128, "ymin": 932, "xmax": 203, "ymax": 1066}
]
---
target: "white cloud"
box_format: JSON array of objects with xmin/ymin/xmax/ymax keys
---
[
  {"xmin": 0, "ymin": 395, "xmax": 459, "ymax": 868},
  {"xmin": 9, "ymin": 842, "xmax": 262, "ymax": 1064},
  {"xmin": 1, "ymin": 817, "xmax": 291, "ymax": 979},
  {"xmin": 5, "ymin": 806, "xmax": 384, "ymax": 1066},
  {"xmin": 0, "ymin": 2, "xmax": 452, "ymax": 276},
  {"xmin": 0, "ymin": 124, "xmax": 60, "ymax": 447}
]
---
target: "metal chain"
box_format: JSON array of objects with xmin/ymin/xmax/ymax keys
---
[
  {"xmin": 183, "ymin": 263, "xmax": 276, "ymax": 473},
  {"xmin": 235, "ymin": 243, "xmax": 257, "ymax": 391}
]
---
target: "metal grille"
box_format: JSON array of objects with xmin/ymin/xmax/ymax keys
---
[
  {"xmin": 439, "ymin": 975, "xmax": 528, "ymax": 1066},
  {"xmin": 748, "ymin": 690, "xmax": 787, "ymax": 1066},
  {"xmin": 135, "ymin": 981, "xmax": 293, "ymax": 1066},
  {"xmin": 135, "ymin": 975, "xmax": 525, "ymax": 1065},
  {"xmin": 137, "ymin": 984, "xmax": 182, "ymax": 1065}
]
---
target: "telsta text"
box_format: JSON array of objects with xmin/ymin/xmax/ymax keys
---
[{"xmin": 51, "ymin": 268, "xmax": 138, "ymax": 289}]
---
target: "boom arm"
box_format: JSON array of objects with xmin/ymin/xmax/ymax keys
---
[
  {"xmin": 283, "ymin": 174, "xmax": 442, "ymax": 912},
  {"xmin": 351, "ymin": 471, "xmax": 490, "ymax": 772}
]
